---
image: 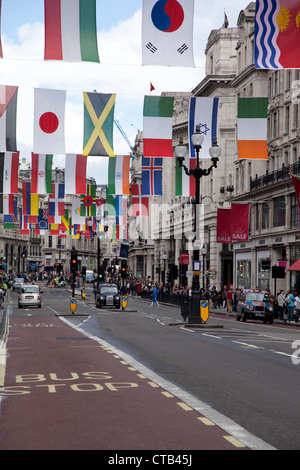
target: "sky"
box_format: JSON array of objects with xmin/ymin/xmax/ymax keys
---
[{"xmin": 0, "ymin": 0, "xmax": 246, "ymax": 184}]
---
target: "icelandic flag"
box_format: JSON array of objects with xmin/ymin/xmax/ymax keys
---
[
  {"xmin": 189, "ymin": 97, "xmax": 219, "ymax": 159},
  {"xmin": 142, "ymin": 157, "xmax": 163, "ymax": 195}
]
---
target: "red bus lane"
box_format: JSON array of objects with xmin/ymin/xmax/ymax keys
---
[{"xmin": 0, "ymin": 315, "xmax": 248, "ymax": 451}]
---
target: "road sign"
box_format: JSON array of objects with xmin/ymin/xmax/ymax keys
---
[{"xmin": 200, "ymin": 300, "xmax": 209, "ymax": 322}]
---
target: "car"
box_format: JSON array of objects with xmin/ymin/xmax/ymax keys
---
[
  {"xmin": 18, "ymin": 285, "xmax": 42, "ymax": 308},
  {"xmin": 236, "ymin": 289, "xmax": 274, "ymax": 324},
  {"xmin": 13, "ymin": 278, "xmax": 25, "ymax": 292},
  {"xmin": 95, "ymin": 284, "xmax": 120, "ymax": 309}
]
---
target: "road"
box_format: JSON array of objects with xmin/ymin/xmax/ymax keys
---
[{"xmin": 1, "ymin": 284, "xmax": 300, "ymax": 451}]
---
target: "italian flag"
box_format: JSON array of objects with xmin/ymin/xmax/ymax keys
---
[
  {"xmin": 44, "ymin": 0, "xmax": 99, "ymax": 63},
  {"xmin": 238, "ymin": 97, "xmax": 268, "ymax": 160},
  {"xmin": 108, "ymin": 155, "xmax": 131, "ymax": 195},
  {"xmin": 176, "ymin": 157, "xmax": 196, "ymax": 197},
  {"xmin": 31, "ymin": 153, "xmax": 53, "ymax": 194},
  {"xmin": 143, "ymin": 96, "xmax": 174, "ymax": 158}
]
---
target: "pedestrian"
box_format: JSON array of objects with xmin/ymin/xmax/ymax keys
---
[
  {"xmin": 0, "ymin": 285, "xmax": 4, "ymax": 310},
  {"xmin": 150, "ymin": 285, "xmax": 159, "ymax": 307},
  {"xmin": 294, "ymin": 293, "xmax": 300, "ymax": 322},
  {"xmin": 285, "ymin": 291, "xmax": 295, "ymax": 323},
  {"xmin": 226, "ymin": 287, "xmax": 234, "ymax": 313},
  {"xmin": 277, "ymin": 290, "xmax": 285, "ymax": 321}
]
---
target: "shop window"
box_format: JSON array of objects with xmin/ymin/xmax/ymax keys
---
[{"xmin": 237, "ymin": 260, "xmax": 251, "ymax": 289}]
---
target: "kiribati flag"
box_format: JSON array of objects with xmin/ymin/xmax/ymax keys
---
[
  {"xmin": 255, "ymin": 0, "xmax": 300, "ymax": 69},
  {"xmin": 142, "ymin": 157, "xmax": 163, "ymax": 195}
]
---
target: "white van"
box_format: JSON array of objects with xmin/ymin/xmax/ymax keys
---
[{"xmin": 86, "ymin": 270, "xmax": 95, "ymax": 283}]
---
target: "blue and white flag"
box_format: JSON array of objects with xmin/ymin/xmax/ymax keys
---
[
  {"xmin": 142, "ymin": 157, "xmax": 163, "ymax": 195},
  {"xmin": 189, "ymin": 97, "xmax": 219, "ymax": 159}
]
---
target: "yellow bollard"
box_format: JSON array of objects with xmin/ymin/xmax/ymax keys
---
[
  {"xmin": 70, "ymin": 297, "xmax": 77, "ymax": 314},
  {"xmin": 81, "ymin": 288, "xmax": 86, "ymax": 299}
]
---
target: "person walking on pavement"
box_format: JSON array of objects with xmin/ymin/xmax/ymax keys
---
[
  {"xmin": 285, "ymin": 290, "xmax": 295, "ymax": 323},
  {"xmin": 226, "ymin": 287, "xmax": 234, "ymax": 313},
  {"xmin": 151, "ymin": 285, "xmax": 159, "ymax": 307}
]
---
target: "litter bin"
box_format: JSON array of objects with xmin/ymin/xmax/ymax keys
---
[{"xmin": 181, "ymin": 297, "xmax": 190, "ymax": 321}]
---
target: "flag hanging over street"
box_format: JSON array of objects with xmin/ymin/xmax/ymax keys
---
[
  {"xmin": 255, "ymin": 0, "xmax": 300, "ymax": 69},
  {"xmin": 44, "ymin": 0, "xmax": 99, "ymax": 63},
  {"xmin": 72, "ymin": 197, "xmax": 84, "ymax": 225},
  {"xmin": 0, "ymin": 152, "xmax": 19, "ymax": 194},
  {"xmin": 237, "ymin": 97, "xmax": 268, "ymax": 160},
  {"xmin": 142, "ymin": 0, "xmax": 195, "ymax": 67},
  {"xmin": 83, "ymin": 92, "xmax": 116, "ymax": 157},
  {"xmin": 189, "ymin": 97, "xmax": 219, "ymax": 159},
  {"xmin": 3, "ymin": 194, "xmax": 17, "ymax": 217},
  {"xmin": 80, "ymin": 184, "xmax": 97, "ymax": 217},
  {"xmin": 65, "ymin": 154, "xmax": 87, "ymax": 194},
  {"xmin": 22, "ymin": 182, "xmax": 39, "ymax": 217},
  {"xmin": 131, "ymin": 183, "xmax": 149, "ymax": 216},
  {"xmin": 142, "ymin": 157, "xmax": 163, "ymax": 195},
  {"xmin": 19, "ymin": 209, "xmax": 30, "ymax": 235},
  {"xmin": 107, "ymin": 155, "xmax": 131, "ymax": 195},
  {"xmin": 37, "ymin": 208, "xmax": 49, "ymax": 231},
  {"xmin": 175, "ymin": 156, "xmax": 196, "ymax": 197},
  {"xmin": 0, "ymin": 85, "xmax": 18, "ymax": 152},
  {"xmin": 48, "ymin": 183, "xmax": 65, "ymax": 222},
  {"xmin": 143, "ymin": 95, "xmax": 174, "ymax": 158},
  {"xmin": 31, "ymin": 153, "xmax": 53, "ymax": 194},
  {"xmin": 33, "ymin": 88, "xmax": 66, "ymax": 154}
]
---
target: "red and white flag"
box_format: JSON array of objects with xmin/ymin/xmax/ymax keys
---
[
  {"xmin": 65, "ymin": 154, "xmax": 87, "ymax": 194},
  {"xmin": 131, "ymin": 183, "xmax": 149, "ymax": 217},
  {"xmin": 33, "ymin": 88, "xmax": 66, "ymax": 154},
  {"xmin": 0, "ymin": 151, "xmax": 19, "ymax": 194}
]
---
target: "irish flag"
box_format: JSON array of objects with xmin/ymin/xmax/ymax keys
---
[
  {"xmin": 31, "ymin": 153, "xmax": 53, "ymax": 194},
  {"xmin": 108, "ymin": 155, "xmax": 131, "ymax": 195},
  {"xmin": 237, "ymin": 97, "xmax": 268, "ymax": 160},
  {"xmin": 143, "ymin": 96, "xmax": 174, "ymax": 158},
  {"xmin": 44, "ymin": 0, "xmax": 99, "ymax": 63}
]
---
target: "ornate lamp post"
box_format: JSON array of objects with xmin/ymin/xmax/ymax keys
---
[{"xmin": 175, "ymin": 125, "xmax": 221, "ymax": 323}]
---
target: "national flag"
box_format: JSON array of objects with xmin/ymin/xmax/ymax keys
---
[
  {"xmin": 293, "ymin": 175, "xmax": 300, "ymax": 209},
  {"xmin": 37, "ymin": 208, "xmax": 49, "ymax": 230},
  {"xmin": 72, "ymin": 197, "xmax": 84, "ymax": 225},
  {"xmin": 108, "ymin": 155, "xmax": 131, "ymax": 195},
  {"xmin": 150, "ymin": 82, "xmax": 155, "ymax": 92},
  {"xmin": 19, "ymin": 209, "xmax": 29, "ymax": 235},
  {"xmin": 115, "ymin": 195, "xmax": 128, "ymax": 241},
  {"xmin": 83, "ymin": 92, "xmax": 116, "ymax": 157},
  {"xmin": 223, "ymin": 10, "xmax": 229, "ymax": 28},
  {"xmin": 237, "ymin": 97, "xmax": 268, "ymax": 160},
  {"xmin": 31, "ymin": 153, "xmax": 53, "ymax": 194},
  {"xmin": 255, "ymin": 0, "xmax": 300, "ymax": 69},
  {"xmin": 33, "ymin": 88, "xmax": 66, "ymax": 154},
  {"xmin": 0, "ymin": 152, "xmax": 19, "ymax": 194},
  {"xmin": 44, "ymin": 0, "xmax": 99, "ymax": 63},
  {"xmin": 48, "ymin": 183, "xmax": 65, "ymax": 221},
  {"xmin": 143, "ymin": 95, "xmax": 174, "ymax": 158},
  {"xmin": 131, "ymin": 183, "xmax": 149, "ymax": 217},
  {"xmin": 22, "ymin": 182, "xmax": 39, "ymax": 217},
  {"xmin": 80, "ymin": 184, "xmax": 97, "ymax": 217},
  {"xmin": 142, "ymin": 157, "xmax": 163, "ymax": 196},
  {"xmin": 142, "ymin": 0, "xmax": 195, "ymax": 67},
  {"xmin": 65, "ymin": 154, "xmax": 87, "ymax": 194},
  {"xmin": 4, "ymin": 214, "xmax": 16, "ymax": 230},
  {"xmin": 0, "ymin": 85, "xmax": 18, "ymax": 151},
  {"xmin": 3, "ymin": 194, "xmax": 17, "ymax": 217},
  {"xmin": 189, "ymin": 97, "xmax": 219, "ymax": 158},
  {"xmin": 175, "ymin": 156, "xmax": 196, "ymax": 197}
]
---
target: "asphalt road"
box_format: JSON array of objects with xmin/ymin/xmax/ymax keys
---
[{"xmin": 1, "ymin": 285, "xmax": 300, "ymax": 450}]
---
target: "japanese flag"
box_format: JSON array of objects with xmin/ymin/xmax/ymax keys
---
[{"xmin": 33, "ymin": 88, "xmax": 66, "ymax": 154}]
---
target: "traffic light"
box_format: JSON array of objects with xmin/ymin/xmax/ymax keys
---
[
  {"xmin": 0, "ymin": 263, "xmax": 3, "ymax": 271},
  {"xmin": 82, "ymin": 266, "xmax": 86, "ymax": 281},
  {"xmin": 121, "ymin": 260, "xmax": 127, "ymax": 279},
  {"xmin": 57, "ymin": 263, "xmax": 63, "ymax": 273},
  {"xmin": 167, "ymin": 268, "xmax": 171, "ymax": 284},
  {"xmin": 171, "ymin": 264, "xmax": 178, "ymax": 280},
  {"xmin": 70, "ymin": 249, "xmax": 78, "ymax": 272},
  {"xmin": 98, "ymin": 267, "xmax": 103, "ymax": 282}
]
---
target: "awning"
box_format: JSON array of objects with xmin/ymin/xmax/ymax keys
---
[{"xmin": 288, "ymin": 259, "xmax": 300, "ymax": 271}]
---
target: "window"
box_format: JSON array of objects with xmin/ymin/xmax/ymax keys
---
[
  {"xmin": 273, "ymin": 196, "xmax": 286, "ymax": 227},
  {"xmin": 291, "ymin": 194, "xmax": 300, "ymax": 228},
  {"xmin": 262, "ymin": 203, "xmax": 270, "ymax": 230}
]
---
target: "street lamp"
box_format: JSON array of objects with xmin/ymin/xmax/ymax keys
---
[{"xmin": 175, "ymin": 125, "xmax": 221, "ymax": 323}]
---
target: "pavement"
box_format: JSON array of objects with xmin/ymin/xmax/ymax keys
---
[{"xmin": 0, "ymin": 286, "xmax": 276, "ymax": 451}]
